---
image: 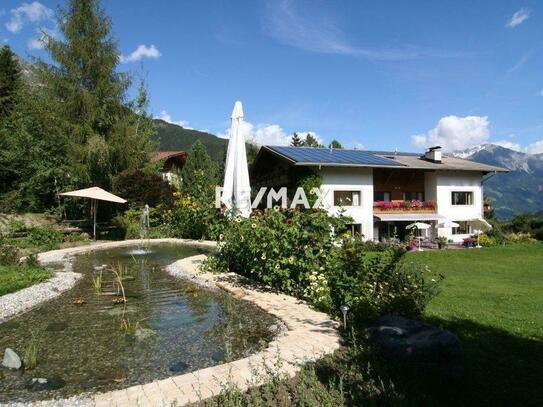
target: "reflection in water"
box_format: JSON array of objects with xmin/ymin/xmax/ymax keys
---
[{"xmin": 0, "ymin": 244, "xmax": 277, "ymax": 404}]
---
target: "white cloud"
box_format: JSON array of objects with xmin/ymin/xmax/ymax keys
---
[
  {"xmin": 539, "ymin": 89, "xmax": 543, "ymax": 96},
  {"xmin": 5, "ymin": 1, "xmax": 53, "ymax": 33},
  {"xmin": 262, "ymin": 0, "xmax": 463, "ymax": 61},
  {"xmin": 526, "ymin": 140, "xmax": 543, "ymax": 154},
  {"xmin": 120, "ymin": 44, "xmax": 161, "ymax": 63},
  {"xmin": 492, "ymin": 140, "xmax": 522, "ymax": 152},
  {"xmin": 27, "ymin": 37, "xmax": 43, "ymax": 49},
  {"xmin": 155, "ymin": 110, "xmax": 192, "ymax": 129},
  {"xmin": 411, "ymin": 115, "xmax": 490, "ymax": 151},
  {"xmin": 27, "ymin": 27, "xmax": 57, "ymax": 50},
  {"xmin": 218, "ymin": 120, "xmax": 321, "ymax": 146},
  {"xmin": 506, "ymin": 8, "xmax": 531, "ymax": 28}
]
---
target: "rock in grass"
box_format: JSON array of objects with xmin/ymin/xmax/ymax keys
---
[
  {"xmin": 368, "ymin": 315, "xmax": 464, "ymax": 379},
  {"xmin": 2, "ymin": 348, "xmax": 22, "ymax": 370}
]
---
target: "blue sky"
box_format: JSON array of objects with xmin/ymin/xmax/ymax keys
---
[{"xmin": 1, "ymin": 0, "xmax": 542, "ymax": 153}]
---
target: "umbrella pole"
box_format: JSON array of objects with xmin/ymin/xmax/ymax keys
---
[{"xmin": 93, "ymin": 199, "xmax": 98, "ymax": 241}]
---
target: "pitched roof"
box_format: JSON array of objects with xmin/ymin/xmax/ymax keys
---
[
  {"xmin": 152, "ymin": 151, "xmax": 187, "ymax": 162},
  {"xmin": 262, "ymin": 146, "xmax": 508, "ymax": 173}
]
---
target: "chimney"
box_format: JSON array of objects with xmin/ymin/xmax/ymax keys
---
[{"xmin": 424, "ymin": 146, "xmax": 442, "ymax": 163}]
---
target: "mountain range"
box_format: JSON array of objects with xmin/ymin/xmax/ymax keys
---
[{"xmin": 453, "ymin": 144, "xmax": 543, "ymax": 219}]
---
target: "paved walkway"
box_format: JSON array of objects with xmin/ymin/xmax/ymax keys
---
[{"xmin": 93, "ymin": 254, "xmax": 342, "ymax": 406}]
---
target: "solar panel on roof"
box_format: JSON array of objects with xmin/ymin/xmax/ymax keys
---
[{"xmin": 268, "ymin": 146, "xmax": 403, "ymax": 167}]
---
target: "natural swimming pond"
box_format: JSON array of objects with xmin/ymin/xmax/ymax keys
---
[{"xmin": 0, "ymin": 244, "xmax": 278, "ymax": 403}]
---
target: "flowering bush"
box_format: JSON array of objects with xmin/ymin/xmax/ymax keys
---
[
  {"xmin": 373, "ymin": 200, "xmax": 436, "ymax": 211},
  {"xmin": 166, "ymin": 193, "xmax": 226, "ymax": 240},
  {"xmin": 204, "ymin": 208, "xmax": 348, "ymax": 300},
  {"xmin": 204, "ymin": 209, "xmax": 440, "ymax": 325}
]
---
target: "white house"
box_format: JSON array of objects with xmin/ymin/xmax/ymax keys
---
[{"xmin": 251, "ymin": 145, "xmax": 508, "ymax": 243}]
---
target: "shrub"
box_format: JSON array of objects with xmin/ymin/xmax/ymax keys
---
[
  {"xmin": 327, "ymin": 239, "xmax": 440, "ymax": 324},
  {"xmin": 204, "ymin": 209, "xmax": 440, "ymax": 325},
  {"xmin": 24, "ymin": 226, "xmax": 63, "ymax": 250},
  {"xmin": 204, "ymin": 208, "xmax": 349, "ymax": 300},
  {"xmin": 478, "ymin": 233, "xmax": 498, "ymax": 247},
  {"xmin": 0, "ymin": 242, "xmax": 20, "ymax": 265},
  {"xmin": 112, "ymin": 169, "xmax": 175, "ymax": 208},
  {"xmin": 505, "ymin": 232, "xmax": 534, "ymax": 243}
]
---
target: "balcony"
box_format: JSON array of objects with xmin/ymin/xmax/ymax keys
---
[{"xmin": 373, "ymin": 200, "xmax": 437, "ymax": 213}]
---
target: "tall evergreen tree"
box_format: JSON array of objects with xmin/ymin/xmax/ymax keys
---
[
  {"xmin": 181, "ymin": 141, "xmax": 218, "ymax": 197},
  {"xmin": 37, "ymin": 0, "xmax": 154, "ymax": 189},
  {"xmin": 291, "ymin": 132, "xmax": 302, "ymax": 147},
  {"xmin": 0, "ymin": 46, "xmax": 22, "ymax": 119},
  {"xmin": 302, "ymin": 133, "xmax": 323, "ymax": 148}
]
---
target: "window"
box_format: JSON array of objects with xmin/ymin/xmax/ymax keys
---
[
  {"xmin": 403, "ymin": 192, "xmax": 424, "ymax": 201},
  {"xmin": 451, "ymin": 191, "xmax": 473, "ymax": 205},
  {"xmin": 374, "ymin": 191, "xmax": 391, "ymax": 201},
  {"xmin": 346, "ymin": 223, "xmax": 363, "ymax": 236},
  {"xmin": 452, "ymin": 221, "xmax": 472, "ymax": 235},
  {"xmin": 334, "ymin": 191, "xmax": 361, "ymax": 206}
]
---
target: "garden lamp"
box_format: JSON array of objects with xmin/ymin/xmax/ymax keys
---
[{"xmin": 340, "ymin": 304, "xmax": 350, "ymax": 329}]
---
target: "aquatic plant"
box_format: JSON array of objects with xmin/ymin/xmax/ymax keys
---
[
  {"xmin": 92, "ymin": 271, "xmax": 103, "ymax": 294},
  {"xmin": 120, "ymin": 318, "xmax": 141, "ymax": 335},
  {"xmin": 110, "ymin": 264, "xmax": 127, "ymax": 303},
  {"xmin": 23, "ymin": 332, "xmax": 40, "ymax": 370}
]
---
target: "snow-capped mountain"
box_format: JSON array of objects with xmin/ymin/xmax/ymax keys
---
[{"xmin": 453, "ymin": 144, "xmax": 543, "ymax": 219}]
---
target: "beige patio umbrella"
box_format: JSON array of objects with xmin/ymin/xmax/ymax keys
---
[
  {"xmin": 60, "ymin": 187, "xmax": 127, "ymax": 240},
  {"xmin": 406, "ymin": 222, "xmax": 431, "ymax": 251}
]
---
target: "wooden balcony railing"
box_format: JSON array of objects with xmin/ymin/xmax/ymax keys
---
[{"xmin": 373, "ymin": 200, "xmax": 437, "ymax": 213}]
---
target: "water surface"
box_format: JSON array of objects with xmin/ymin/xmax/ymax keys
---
[{"xmin": 0, "ymin": 244, "xmax": 277, "ymax": 403}]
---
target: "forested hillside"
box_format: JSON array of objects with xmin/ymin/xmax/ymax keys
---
[{"xmin": 153, "ymin": 119, "xmax": 227, "ymax": 162}]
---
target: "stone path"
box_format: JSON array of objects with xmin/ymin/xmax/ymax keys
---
[{"xmin": 92, "ymin": 254, "xmax": 342, "ymax": 406}]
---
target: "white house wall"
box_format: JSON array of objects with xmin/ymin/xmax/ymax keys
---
[
  {"xmin": 317, "ymin": 167, "xmax": 374, "ymax": 241},
  {"xmin": 435, "ymin": 171, "xmax": 484, "ymax": 242}
]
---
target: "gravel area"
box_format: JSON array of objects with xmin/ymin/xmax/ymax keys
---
[
  {"xmin": 0, "ymin": 271, "xmax": 82, "ymax": 323},
  {"xmin": 1, "ymin": 394, "xmax": 94, "ymax": 407}
]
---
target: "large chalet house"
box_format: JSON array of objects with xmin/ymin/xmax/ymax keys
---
[{"xmin": 251, "ymin": 145, "xmax": 508, "ymax": 243}]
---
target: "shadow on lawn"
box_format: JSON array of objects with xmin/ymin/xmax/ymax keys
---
[{"xmin": 378, "ymin": 317, "xmax": 543, "ymax": 407}]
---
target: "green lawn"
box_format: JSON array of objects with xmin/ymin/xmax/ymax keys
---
[
  {"xmin": 0, "ymin": 265, "xmax": 52, "ymax": 296},
  {"xmin": 404, "ymin": 243, "xmax": 543, "ymax": 406}
]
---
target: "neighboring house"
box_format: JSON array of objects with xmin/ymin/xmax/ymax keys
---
[
  {"xmin": 152, "ymin": 151, "xmax": 187, "ymax": 184},
  {"xmin": 251, "ymin": 146, "xmax": 508, "ymax": 243}
]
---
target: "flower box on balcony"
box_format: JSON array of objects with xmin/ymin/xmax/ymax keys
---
[{"xmin": 373, "ymin": 200, "xmax": 437, "ymax": 212}]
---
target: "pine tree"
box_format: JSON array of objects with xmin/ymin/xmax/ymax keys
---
[
  {"xmin": 0, "ymin": 46, "xmax": 22, "ymax": 119},
  {"xmin": 302, "ymin": 133, "xmax": 323, "ymax": 148},
  {"xmin": 181, "ymin": 141, "xmax": 218, "ymax": 197},
  {"xmin": 37, "ymin": 0, "xmax": 153, "ymax": 189},
  {"xmin": 291, "ymin": 132, "xmax": 302, "ymax": 147}
]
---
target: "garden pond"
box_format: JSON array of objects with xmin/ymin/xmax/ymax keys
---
[{"xmin": 0, "ymin": 243, "xmax": 278, "ymax": 403}]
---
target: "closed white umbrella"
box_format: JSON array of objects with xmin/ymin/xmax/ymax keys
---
[
  {"xmin": 222, "ymin": 101, "xmax": 251, "ymax": 218},
  {"xmin": 406, "ymin": 222, "xmax": 430, "ymax": 251},
  {"xmin": 470, "ymin": 218, "xmax": 492, "ymax": 248},
  {"xmin": 60, "ymin": 187, "xmax": 127, "ymax": 240}
]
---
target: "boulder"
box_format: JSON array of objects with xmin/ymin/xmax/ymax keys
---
[
  {"xmin": 368, "ymin": 315, "xmax": 464, "ymax": 379},
  {"xmin": 2, "ymin": 348, "xmax": 22, "ymax": 370}
]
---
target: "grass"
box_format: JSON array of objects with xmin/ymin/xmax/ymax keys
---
[
  {"xmin": 402, "ymin": 242, "xmax": 543, "ymax": 406},
  {"xmin": 0, "ymin": 264, "xmax": 52, "ymax": 296}
]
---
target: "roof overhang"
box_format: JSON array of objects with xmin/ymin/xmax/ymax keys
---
[{"xmin": 374, "ymin": 213, "xmax": 446, "ymax": 222}]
